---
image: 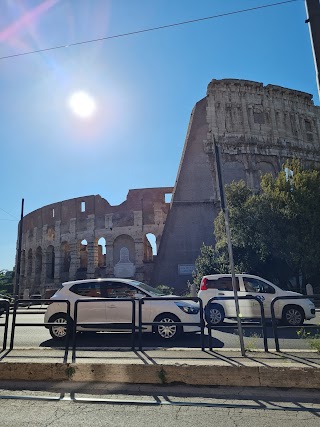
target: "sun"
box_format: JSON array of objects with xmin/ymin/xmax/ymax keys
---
[{"xmin": 68, "ymin": 91, "xmax": 96, "ymax": 118}]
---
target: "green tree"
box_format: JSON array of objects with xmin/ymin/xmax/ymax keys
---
[
  {"xmin": 192, "ymin": 162, "xmax": 320, "ymax": 292},
  {"xmin": 0, "ymin": 270, "xmax": 14, "ymax": 295}
]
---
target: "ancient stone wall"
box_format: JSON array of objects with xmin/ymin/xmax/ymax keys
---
[
  {"xmin": 16, "ymin": 188, "xmax": 172, "ymax": 296},
  {"xmin": 152, "ymin": 79, "xmax": 320, "ymax": 291}
]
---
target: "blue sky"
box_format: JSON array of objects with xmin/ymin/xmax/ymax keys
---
[{"xmin": 0, "ymin": 0, "xmax": 318, "ymax": 271}]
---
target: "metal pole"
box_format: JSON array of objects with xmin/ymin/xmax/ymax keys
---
[
  {"xmin": 214, "ymin": 141, "xmax": 246, "ymax": 356},
  {"xmin": 15, "ymin": 198, "xmax": 24, "ymax": 299},
  {"xmin": 305, "ymin": 0, "xmax": 320, "ymax": 98}
]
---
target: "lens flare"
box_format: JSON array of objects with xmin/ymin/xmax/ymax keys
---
[{"xmin": 68, "ymin": 91, "xmax": 96, "ymax": 118}]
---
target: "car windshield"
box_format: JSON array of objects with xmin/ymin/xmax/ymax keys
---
[{"xmin": 131, "ymin": 281, "xmax": 166, "ymax": 296}]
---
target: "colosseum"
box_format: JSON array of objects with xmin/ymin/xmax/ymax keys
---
[{"xmin": 15, "ymin": 79, "xmax": 320, "ymax": 295}]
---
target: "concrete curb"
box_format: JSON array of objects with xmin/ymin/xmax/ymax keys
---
[{"xmin": 0, "ymin": 363, "xmax": 319, "ymax": 389}]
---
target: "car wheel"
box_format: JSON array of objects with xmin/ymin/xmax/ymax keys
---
[
  {"xmin": 153, "ymin": 313, "xmax": 181, "ymax": 340},
  {"xmin": 49, "ymin": 313, "xmax": 73, "ymax": 340},
  {"xmin": 282, "ymin": 305, "xmax": 304, "ymax": 326},
  {"xmin": 205, "ymin": 304, "xmax": 225, "ymax": 326}
]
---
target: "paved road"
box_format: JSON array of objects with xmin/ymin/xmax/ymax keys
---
[
  {"xmin": 1, "ymin": 309, "xmax": 320, "ymax": 351},
  {"xmin": 0, "ymin": 383, "xmax": 319, "ymax": 426}
]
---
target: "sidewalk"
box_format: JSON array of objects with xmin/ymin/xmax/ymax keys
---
[{"xmin": 0, "ymin": 347, "xmax": 319, "ymax": 389}]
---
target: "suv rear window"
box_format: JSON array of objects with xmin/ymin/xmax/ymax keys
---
[{"xmin": 206, "ymin": 277, "xmax": 239, "ymax": 291}]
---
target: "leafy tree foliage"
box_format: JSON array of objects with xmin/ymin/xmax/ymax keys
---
[
  {"xmin": 0, "ymin": 270, "xmax": 14, "ymax": 295},
  {"xmin": 193, "ymin": 162, "xmax": 320, "ymax": 292}
]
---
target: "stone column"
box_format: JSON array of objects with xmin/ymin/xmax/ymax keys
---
[
  {"xmin": 69, "ymin": 241, "xmax": 79, "ymax": 281},
  {"xmin": 87, "ymin": 240, "xmax": 98, "ymax": 278},
  {"xmin": 134, "ymin": 238, "xmax": 144, "ymax": 281},
  {"xmin": 54, "ymin": 221, "xmax": 61, "ymax": 286},
  {"xmin": 105, "ymin": 239, "xmax": 114, "ymax": 277}
]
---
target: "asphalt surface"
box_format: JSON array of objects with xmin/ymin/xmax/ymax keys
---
[{"xmin": 0, "ymin": 383, "xmax": 320, "ymax": 426}]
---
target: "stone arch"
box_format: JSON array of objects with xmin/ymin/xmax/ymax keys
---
[
  {"xmin": 46, "ymin": 245, "xmax": 55, "ymax": 282},
  {"xmin": 113, "ymin": 234, "xmax": 135, "ymax": 278},
  {"xmin": 97, "ymin": 237, "xmax": 107, "ymax": 268},
  {"xmin": 144, "ymin": 233, "xmax": 157, "ymax": 262},
  {"xmin": 60, "ymin": 241, "xmax": 71, "ymax": 280},
  {"xmin": 223, "ymin": 161, "xmax": 246, "ymax": 185},
  {"xmin": 79, "ymin": 239, "xmax": 88, "ymax": 271},
  {"xmin": 35, "ymin": 246, "xmax": 42, "ymax": 286},
  {"xmin": 21, "ymin": 250, "xmax": 26, "ymax": 278},
  {"xmin": 256, "ymin": 161, "xmax": 277, "ymax": 178},
  {"xmin": 27, "ymin": 249, "xmax": 33, "ymax": 276}
]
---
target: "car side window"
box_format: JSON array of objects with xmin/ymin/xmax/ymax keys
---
[
  {"xmin": 206, "ymin": 277, "xmax": 239, "ymax": 291},
  {"xmin": 244, "ymin": 278, "xmax": 275, "ymax": 294},
  {"xmin": 70, "ymin": 282, "xmax": 101, "ymax": 297},
  {"xmin": 101, "ymin": 283, "xmax": 142, "ymax": 298}
]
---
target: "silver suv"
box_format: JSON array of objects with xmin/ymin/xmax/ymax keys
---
[{"xmin": 198, "ymin": 274, "xmax": 316, "ymax": 326}]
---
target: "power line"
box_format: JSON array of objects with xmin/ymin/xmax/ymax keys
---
[
  {"xmin": 0, "ymin": 207, "xmax": 18, "ymax": 220},
  {"xmin": 0, "ymin": 0, "xmax": 300, "ymax": 61}
]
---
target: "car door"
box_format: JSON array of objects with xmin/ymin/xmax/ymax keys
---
[
  {"xmin": 210, "ymin": 276, "xmax": 243, "ymax": 318},
  {"xmin": 242, "ymin": 277, "xmax": 276, "ymax": 319},
  {"xmin": 101, "ymin": 282, "xmax": 144, "ymax": 329},
  {"xmin": 69, "ymin": 282, "xmax": 108, "ymax": 327}
]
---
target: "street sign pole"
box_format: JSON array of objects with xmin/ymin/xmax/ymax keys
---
[
  {"xmin": 305, "ymin": 0, "xmax": 320, "ymax": 98},
  {"xmin": 213, "ymin": 140, "xmax": 246, "ymax": 356}
]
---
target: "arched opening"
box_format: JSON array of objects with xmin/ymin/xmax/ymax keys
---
[
  {"xmin": 27, "ymin": 249, "xmax": 33, "ymax": 276},
  {"xmin": 80, "ymin": 239, "xmax": 88, "ymax": 270},
  {"xmin": 113, "ymin": 235, "xmax": 135, "ymax": 278},
  {"xmin": 144, "ymin": 233, "xmax": 157, "ymax": 262},
  {"xmin": 97, "ymin": 237, "xmax": 106, "ymax": 268},
  {"xmin": 35, "ymin": 247, "xmax": 42, "ymax": 286},
  {"xmin": 46, "ymin": 245, "xmax": 55, "ymax": 282},
  {"xmin": 60, "ymin": 242, "xmax": 71, "ymax": 281}
]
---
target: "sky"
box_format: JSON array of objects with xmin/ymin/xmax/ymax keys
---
[{"xmin": 0, "ymin": 0, "xmax": 318, "ymax": 271}]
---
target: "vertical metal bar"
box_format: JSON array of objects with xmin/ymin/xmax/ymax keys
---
[
  {"xmin": 1, "ymin": 301, "xmax": 10, "ymax": 351},
  {"xmin": 138, "ymin": 299, "xmax": 143, "ymax": 351},
  {"xmin": 63, "ymin": 301, "xmax": 71, "ymax": 364},
  {"xmin": 257, "ymin": 298, "xmax": 269, "ymax": 352},
  {"xmin": 71, "ymin": 301, "xmax": 78, "ymax": 363},
  {"xmin": 14, "ymin": 199, "xmax": 24, "ymax": 299},
  {"xmin": 305, "ymin": 0, "xmax": 320, "ymax": 98},
  {"xmin": 9, "ymin": 301, "xmax": 19, "ymax": 350},
  {"xmin": 271, "ymin": 298, "xmax": 280, "ymax": 352},
  {"xmin": 199, "ymin": 299, "xmax": 205, "ymax": 351},
  {"xmin": 214, "ymin": 141, "xmax": 246, "ymax": 356},
  {"xmin": 131, "ymin": 299, "xmax": 136, "ymax": 351}
]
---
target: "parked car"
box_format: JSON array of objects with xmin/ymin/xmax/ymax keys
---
[
  {"xmin": 0, "ymin": 294, "xmax": 13, "ymax": 316},
  {"xmin": 44, "ymin": 278, "xmax": 200, "ymax": 340},
  {"xmin": 198, "ymin": 274, "xmax": 316, "ymax": 326}
]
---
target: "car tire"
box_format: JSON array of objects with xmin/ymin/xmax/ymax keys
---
[
  {"xmin": 205, "ymin": 304, "xmax": 225, "ymax": 326},
  {"xmin": 49, "ymin": 313, "xmax": 73, "ymax": 340},
  {"xmin": 281, "ymin": 305, "xmax": 305, "ymax": 326},
  {"xmin": 153, "ymin": 313, "xmax": 181, "ymax": 340}
]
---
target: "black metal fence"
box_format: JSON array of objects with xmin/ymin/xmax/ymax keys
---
[
  {"xmin": 206, "ymin": 295, "xmax": 269, "ymax": 352},
  {"xmin": 271, "ymin": 294, "xmax": 320, "ymax": 352},
  {"xmin": 2, "ymin": 293, "xmax": 319, "ymax": 361}
]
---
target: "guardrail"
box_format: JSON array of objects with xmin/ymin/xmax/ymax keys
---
[
  {"xmin": 271, "ymin": 294, "xmax": 320, "ymax": 352},
  {"xmin": 72, "ymin": 297, "xmax": 136, "ymax": 362},
  {"xmin": 7, "ymin": 299, "xmax": 71, "ymax": 363},
  {"xmin": 0, "ymin": 300, "xmax": 10, "ymax": 352},
  {"xmin": 137, "ymin": 296, "xmax": 205, "ymax": 351},
  {"xmin": 206, "ymin": 295, "xmax": 269, "ymax": 352}
]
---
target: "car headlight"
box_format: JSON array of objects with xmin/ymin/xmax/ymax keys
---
[{"xmin": 174, "ymin": 302, "xmax": 199, "ymax": 314}]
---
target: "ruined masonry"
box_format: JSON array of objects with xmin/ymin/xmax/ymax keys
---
[{"xmin": 16, "ymin": 79, "xmax": 320, "ymax": 295}]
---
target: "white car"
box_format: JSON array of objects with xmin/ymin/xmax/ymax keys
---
[
  {"xmin": 198, "ymin": 274, "xmax": 316, "ymax": 326},
  {"xmin": 44, "ymin": 278, "xmax": 200, "ymax": 340}
]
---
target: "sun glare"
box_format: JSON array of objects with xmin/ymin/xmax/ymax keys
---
[{"xmin": 68, "ymin": 91, "xmax": 96, "ymax": 118}]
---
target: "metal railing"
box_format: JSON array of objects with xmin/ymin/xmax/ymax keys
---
[
  {"xmin": 0, "ymin": 300, "xmax": 10, "ymax": 352},
  {"xmin": 137, "ymin": 296, "xmax": 205, "ymax": 351},
  {"xmin": 271, "ymin": 294, "xmax": 320, "ymax": 352},
  {"xmin": 7, "ymin": 299, "xmax": 71, "ymax": 363},
  {"xmin": 72, "ymin": 298, "xmax": 136, "ymax": 362},
  {"xmin": 206, "ymin": 295, "xmax": 269, "ymax": 352}
]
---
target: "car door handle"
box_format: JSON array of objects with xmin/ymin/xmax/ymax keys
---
[
  {"xmin": 107, "ymin": 305, "xmax": 117, "ymax": 308},
  {"xmin": 218, "ymin": 293, "xmax": 225, "ymax": 295}
]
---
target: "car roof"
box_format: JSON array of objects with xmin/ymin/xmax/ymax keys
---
[{"xmin": 62, "ymin": 278, "xmax": 139, "ymax": 287}]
